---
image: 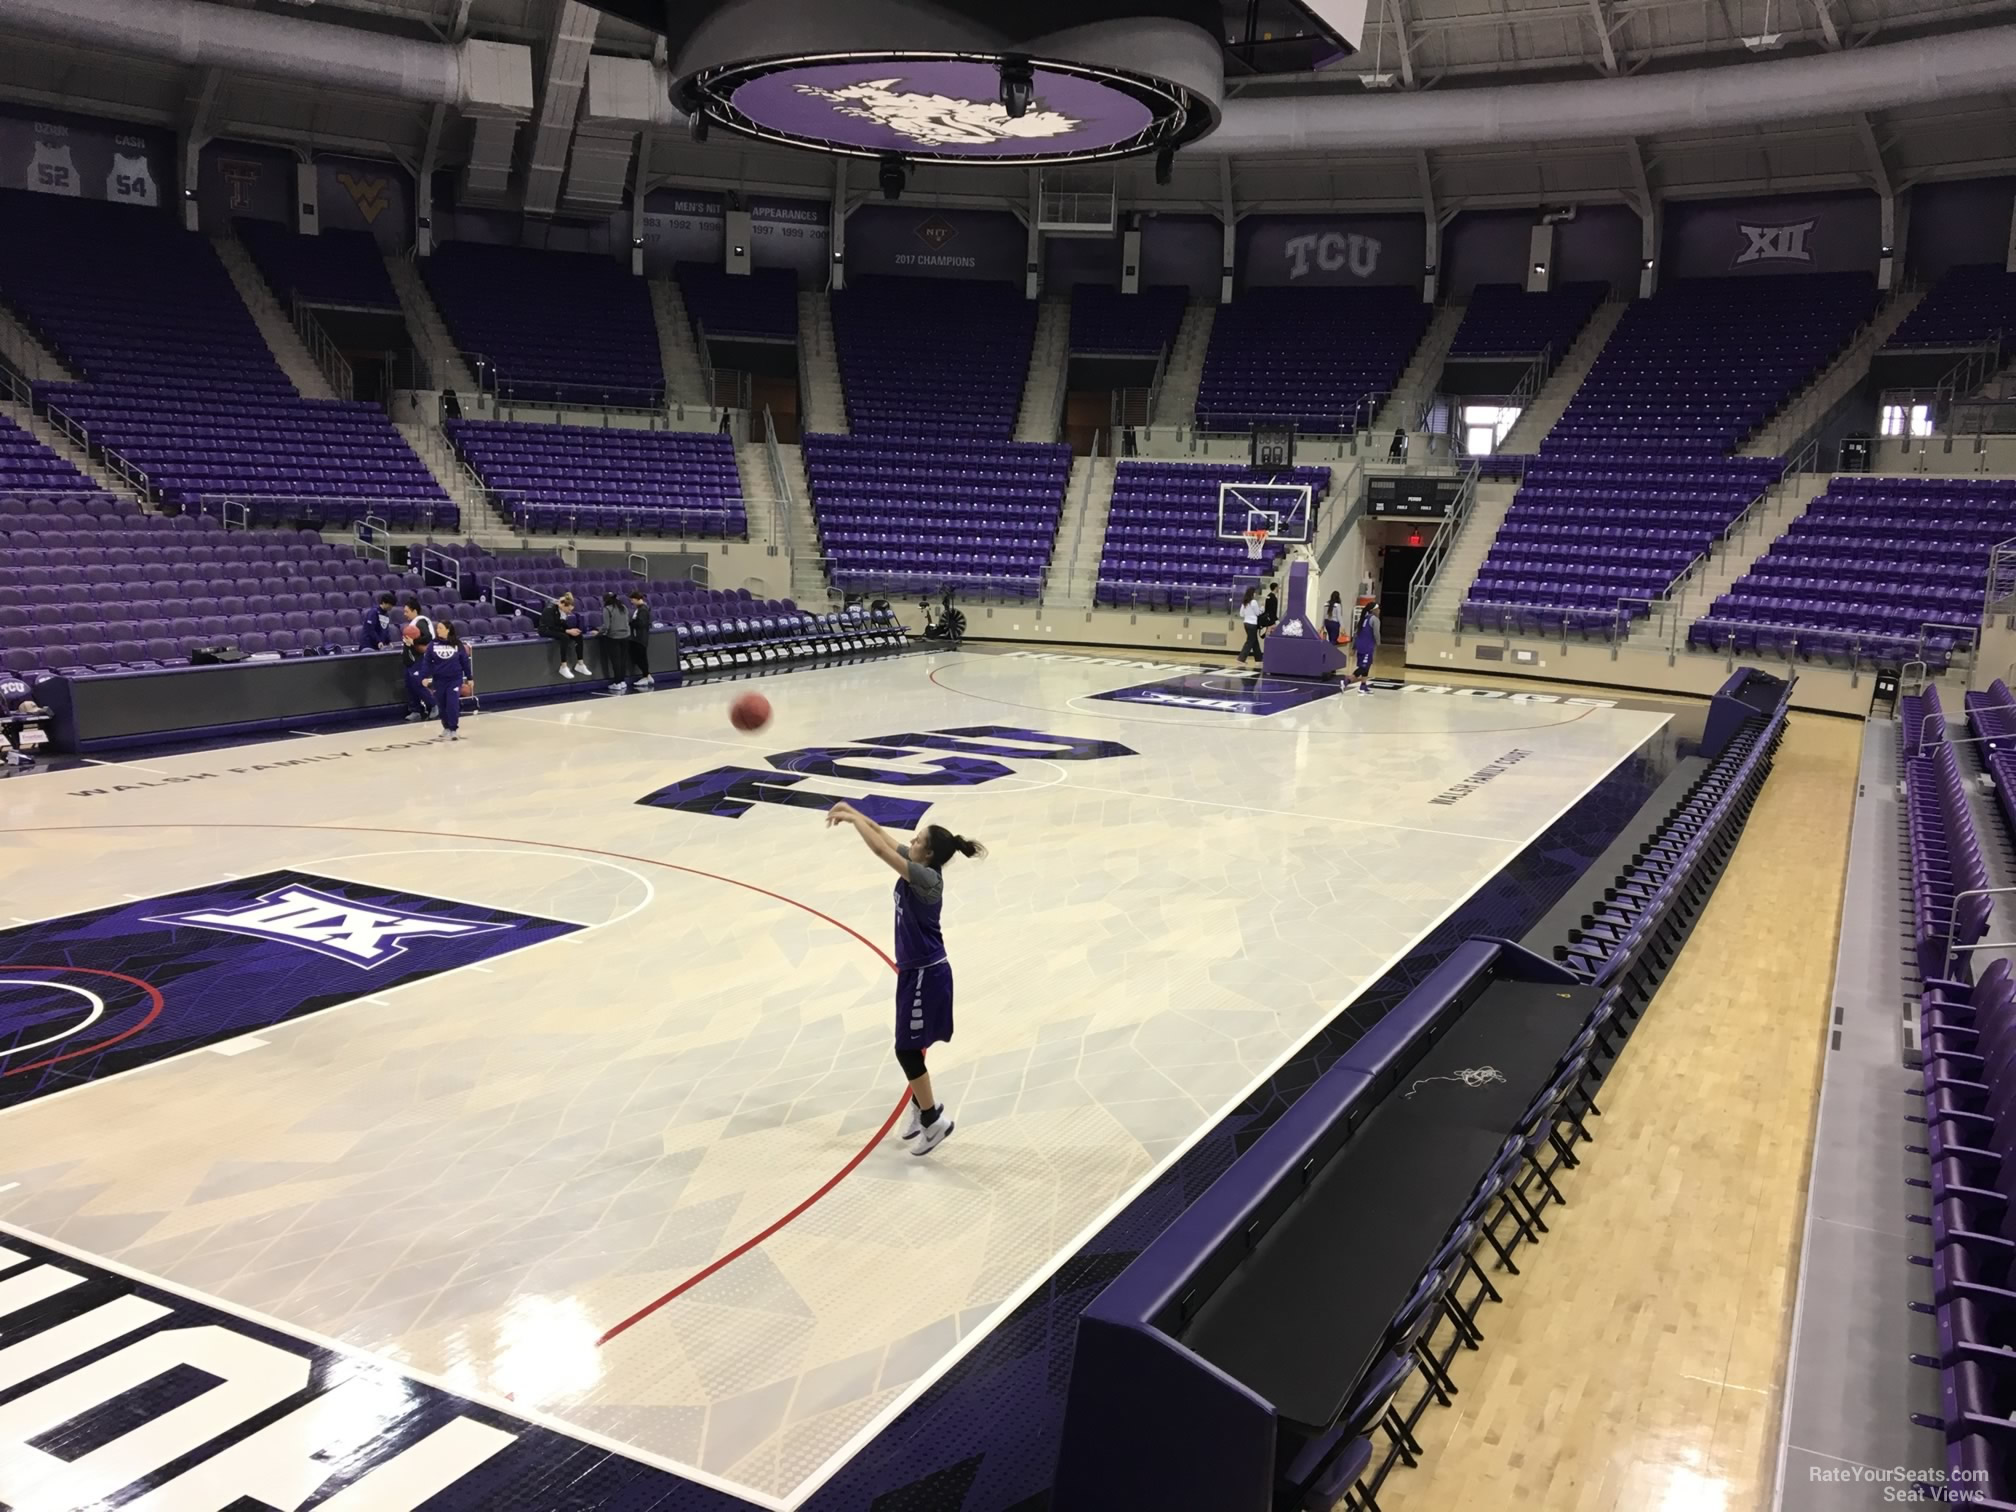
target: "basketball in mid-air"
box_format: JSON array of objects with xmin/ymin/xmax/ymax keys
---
[
  {"xmin": 402, "ymin": 623, "xmax": 422, "ymax": 643},
  {"xmin": 730, "ymin": 692, "xmax": 772, "ymax": 732}
]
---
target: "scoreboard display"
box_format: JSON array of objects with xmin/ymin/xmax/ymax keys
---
[{"xmin": 1368, "ymin": 475, "xmax": 1464, "ymax": 518}]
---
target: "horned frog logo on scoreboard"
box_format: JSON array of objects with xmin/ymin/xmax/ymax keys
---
[{"xmin": 792, "ymin": 77, "xmax": 1084, "ymax": 148}]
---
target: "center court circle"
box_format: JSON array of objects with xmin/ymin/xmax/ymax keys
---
[{"xmin": 0, "ymin": 978, "xmax": 107, "ymax": 1058}]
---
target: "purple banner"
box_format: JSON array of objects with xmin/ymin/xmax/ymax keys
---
[
  {"xmin": 317, "ymin": 154, "xmax": 411, "ymax": 250},
  {"xmin": 641, "ymin": 188, "xmax": 830, "ymax": 284},
  {"xmin": 846, "ymin": 204, "xmax": 1027, "ymax": 283},
  {"xmin": 1908, "ymin": 178, "xmax": 2015, "ymax": 279},
  {"xmin": 1662, "ymin": 191, "xmax": 1879, "ymax": 278},
  {"xmin": 1238, "ymin": 214, "xmax": 1426, "ymax": 289},
  {"xmin": 0, "ymin": 104, "xmax": 171, "ymax": 209},
  {"xmin": 0, "ymin": 870, "xmax": 579, "ymax": 1109},
  {"xmin": 1140, "ymin": 212, "xmax": 1223, "ymax": 297},
  {"xmin": 200, "ymin": 138, "xmax": 293, "ymax": 228},
  {"xmin": 1091, "ymin": 672, "xmax": 1341, "ymax": 716},
  {"xmin": 729, "ymin": 60, "xmax": 1152, "ymax": 159}
]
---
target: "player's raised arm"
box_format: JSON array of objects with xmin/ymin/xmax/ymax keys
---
[{"xmin": 827, "ymin": 802, "xmax": 911, "ymax": 876}]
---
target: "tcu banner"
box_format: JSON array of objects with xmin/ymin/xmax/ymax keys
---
[
  {"xmin": 0, "ymin": 105, "xmax": 170, "ymax": 208},
  {"xmin": 1238, "ymin": 214, "xmax": 1427, "ymax": 290},
  {"xmin": 1663, "ymin": 191, "xmax": 1880, "ymax": 278}
]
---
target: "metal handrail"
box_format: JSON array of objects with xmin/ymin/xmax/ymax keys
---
[
  {"xmin": 418, "ymin": 545, "xmax": 460, "ymax": 594},
  {"xmin": 1682, "ymin": 615, "xmax": 1979, "ymax": 673},
  {"xmin": 353, "ymin": 516, "xmax": 393, "ymax": 563},
  {"xmin": 1940, "ymin": 885, "xmax": 2016, "ymax": 982},
  {"xmin": 1058, "ymin": 428, "xmax": 1104, "ymax": 603},
  {"xmin": 200, "ymin": 493, "xmax": 456, "ymax": 537},
  {"xmin": 289, "ymin": 294, "xmax": 356, "ymax": 403},
  {"xmin": 1404, "ymin": 458, "xmax": 1482, "ymax": 628},
  {"xmin": 1313, "ymin": 458, "xmax": 1367, "ymax": 575},
  {"xmin": 761, "ymin": 404, "xmax": 794, "ymax": 555},
  {"xmin": 490, "ymin": 576, "xmax": 553, "ymax": 615}
]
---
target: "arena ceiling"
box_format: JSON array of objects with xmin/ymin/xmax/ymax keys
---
[{"xmin": 0, "ymin": 0, "xmax": 2013, "ymax": 221}]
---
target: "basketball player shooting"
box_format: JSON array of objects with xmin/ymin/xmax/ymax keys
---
[{"xmin": 825, "ymin": 800, "xmax": 984, "ymax": 1157}]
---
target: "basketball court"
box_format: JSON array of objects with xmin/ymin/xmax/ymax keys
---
[{"xmin": 0, "ymin": 648, "xmax": 1672, "ymax": 1509}]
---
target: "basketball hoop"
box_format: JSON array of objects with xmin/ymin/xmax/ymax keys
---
[{"xmin": 1242, "ymin": 529, "xmax": 1270, "ymax": 560}]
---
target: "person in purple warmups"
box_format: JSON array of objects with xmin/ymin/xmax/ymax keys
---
[{"xmin": 826, "ymin": 800, "xmax": 985, "ymax": 1157}]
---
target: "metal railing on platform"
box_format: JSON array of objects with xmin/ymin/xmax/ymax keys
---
[{"xmin": 290, "ymin": 295, "xmax": 355, "ymax": 402}]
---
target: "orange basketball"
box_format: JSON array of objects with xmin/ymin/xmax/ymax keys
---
[
  {"xmin": 730, "ymin": 692, "xmax": 772, "ymax": 732},
  {"xmin": 402, "ymin": 622, "xmax": 421, "ymax": 643}
]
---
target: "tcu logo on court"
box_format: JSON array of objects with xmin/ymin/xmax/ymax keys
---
[
  {"xmin": 1734, "ymin": 219, "xmax": 1817, "ymax": 266},
  {"xmin": 1284, "ymin": 231, "xmax": 1382, "ymax": 281},
  {"xmin": 148, "ymin": 884, "xmax": 508, "ymax": 968}
]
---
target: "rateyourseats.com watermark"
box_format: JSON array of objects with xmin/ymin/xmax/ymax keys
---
[{"xmin": 1808, "ymin": 1464, "xmax": 1990, "ymax": 1503}]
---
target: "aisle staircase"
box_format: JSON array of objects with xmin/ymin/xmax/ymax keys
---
[
  {"xmin": 1743, "ymin": 285, "xmax": 1926, "ymax": 457},
  {"xmin": 1496, "ymin": 297, "xmax": 1628, "ymax": 454},
  {"xmin": 397, "ymin": 419, "xmax": 514, "ymax": 545},
  {"xmin": 214, "ymin": 232, "xmax": 339, "ymax": 401},
  {"xmin": 1374, "ymin": 301, "xmax": 1463, "ymax": 435},
  {"xmin": 1047, "ymin": 452, "xmax": 1118, "ymax": 608},
  {"xmin": 1015, "ymin": 295, "xmax": 1070, "ymax": 442},
  {"xmin": 799, "ymin": 290, "xmax": 847, "ymax": 434},
  {"xmin": 386, "ymin": 255, "xmax": 476, "ymax": 395},
  {"xmin": 1411, "ymin": 480, "xmax": 1519, "ymax": 632},
  {"xmin": 649, "ymin": 277, "xmax": 710, "ymax": 409},
  {"xmin": 1151, "ymin": 301, "xmax": 1215, "ymax": 427}
]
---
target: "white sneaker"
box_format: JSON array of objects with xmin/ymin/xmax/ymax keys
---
[
  {"xmin": 899, "ymin": 1101, "xmax": 922, "ymax": 1140},
  {"xmin": 911, "ymin": 1108, "xmax": 954, "ymax": 1156},
  {"xmin": 610, "ymin": 683, "xmax": 628, "ymax": 695},
  {"xmin": 637, "ymin": 677, "xmax": 655, "ymax": 689},
  {"xmin": 450, "ymin": 731, "xmax": 462, "ymax": 741},
  {"xmin": 404, "ymin": 711, "xmax": 425, "ymax": 722},
  {"xmin": 558, "ymin": 664, "xmax": 574, "ymax": 680}
]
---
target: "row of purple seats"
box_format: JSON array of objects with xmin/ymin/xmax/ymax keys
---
[
  {"xmin": 1889, "ymin": 264, "xmax": 2016, "ymax": 349},
  {"xmin": 1098, "ymin": 461, "xmax": 1325, "ymax": 609},
  {"xmin": 1967, "ymin": 680, "xmax": 2016, "ymax": 755},
  {"xmin": 1542, "ymin": 274, "xmax": 1874, "ymax": 455},
  {"xmin": 830, "ymin": 277, "xmax": 1035, "ymax": 439},
  {"xmin": 235, "ymin": 220, "xmax": 400, "ymax": 310},
  {"xmin": 1196, "ymin": 285, "xmax": 1431, "ymax": 433},
  {"xmin": 449, "ymin": 418, "xmax": 745, "ymax": 540},
  {"xmin": 0, "ymin": 417, "xmax": 91, "ymax": 493},
  {"xmin": 1464, "ymin": 458, "xmax": 1783, "ymax": 628},
  {"xmin": 0, "ymin": 193, "xmax": 450, "ymax": 519},
  {"xmin": 1068, "ymin": 284, "xmax": 1188, "ymax": 356},
  {"xmin": 674, "ymin": 262, "xmax": 798, "ymax": 342},
  {"xmin": 1448, "ymin": 283, "xmax": 1606, "ymax": 359},
  {"xmin": 510, "ymin": 502, "xmax": 747, "ymax": 537},
  {"xmin": 805, "ymin": 432, "xmax": 1066, "ymax": 598},
  {"xmin": 1910, "ymin": 951, "xmax": 2016, "ymax": 1512},
  {"xmin": 1906, "ymin": 697, "xmax": 1993, "ymax": 982},
  {"xmin": 1686, "ymin": 617, "xmax": 1961, "ymax": 672},
  {"xmin": 1688, "ymin": 478, "xmax": 2014, "ymax": 663},
  {"xmin": 424, "ymin": 242, "xmax": 663, "ymax": 408}
]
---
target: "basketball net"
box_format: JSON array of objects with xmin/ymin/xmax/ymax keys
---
[{"xmin": 1242, "ymin": 529, "xmax": 1270, "ymax": 561}]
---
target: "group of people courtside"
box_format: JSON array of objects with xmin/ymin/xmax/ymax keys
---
[
  {"xmin": 1236, "ymin": 583, "xmax": 1380, "ymax": 692},
  {"xmin": 360, "ymin": 595, "xmax": 475, "ymax": 740},
  {"xmin": 358, "ymin": 587, "xmax": 660, "ymax": 739}
]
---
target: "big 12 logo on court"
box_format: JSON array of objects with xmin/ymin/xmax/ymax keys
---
[{"xmin": 637, "ymin": 724, "xmax": 1137, "ymax": 827}]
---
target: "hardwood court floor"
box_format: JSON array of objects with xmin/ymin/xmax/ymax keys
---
[{"xmin": 1378, "ymin": 710, "xmax": 1862, "ymax": 1512}]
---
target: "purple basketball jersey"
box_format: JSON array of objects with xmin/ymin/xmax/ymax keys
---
[{"xmin": 893, "ymin": 863, "xmax": 946, "ymax": 969}]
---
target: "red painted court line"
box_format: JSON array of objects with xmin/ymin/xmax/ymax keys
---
[
  {"xmin": 0, "ymin": 966, "xmax": 166, "ymax": 1076},
  {"xmin": 3, "ymin": 821, "xmax": 908, "ymax": 1350},
  {"xmin": 597, "ymin": 1084, "xmax": 912, "ymax": 1346}
]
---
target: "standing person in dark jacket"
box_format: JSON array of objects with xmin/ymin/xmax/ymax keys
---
[
  {"xmin": 1258, "ymin": 582, "xmax": 1280, "ymax": 633},
  {"xmin": 359, "ymin": 592, "xmax": 398, "ymax": 650},
  {"xmin": 399, "ymin": 597, "xmax": 435, "ymax": 721},
  {"xmin": 538, "ymin": 592, "xmax": 589, "ymax": 680},
  {"xmin": 599, "ymin": 591, "xmax": 632, "ymax": 693},
  {"xmin": 627, "ymin": 586, "xmax": 655, "ymax": 690},
  {"xmin": 425, "ymin": 619, "xmax": 474, "ymax": 740}
]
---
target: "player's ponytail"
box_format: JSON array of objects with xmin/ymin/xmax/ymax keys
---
[{"xmin": 923, "ymin": 824, "xmax": 986, "ymax": 867}]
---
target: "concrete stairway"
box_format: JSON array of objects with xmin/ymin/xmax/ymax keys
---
[
  {"xmin": 386, "ymin": 255, "xmax": 476, "ymax": 396},
  {"xmin": 1374, "ymin": 301, "xmax": 1463, "ymax": 435},
  {"xmin": 649, "ymin": 278, "xmax": 710, "ymax": 408},
  {"xmin": 768, "ymin": 441, "xmax": 827, "ymax": 604},
  {"xmin": 1660, "ymin": 471, "xmax": 1835, "ymax": 633},
  {"xmin": 1743, "ymin": 286, "xmax": 1926, "ymax": 457},
  {"xmin": 736, "ymin": 438, "xmax": 792, "ymax": 551},
  {"xmin": 1151, "ymin": 301, "xmax": 1215, "ymax": 427},
  {"xmin": 1015, "ymin": 295, "xmax": 1071, "ymax": 443},
  {"xmin": 1497, "ymin": 297, "xmax": 1629, "ymax": 454},
  {"xmin": 798, "ymin": 290, "xmax": 847, "ymax": 435},
  {"xmin": 214, "ymin": 233, "xmax": 339, "ymax": 401},
  {"xmin": 396, "ymin": 419, "xmax": 515, "ymax": 545},
  {"xmin": 1412, "ymin": 480, "xmax": 1519, "ymax": 632},
  {"xmin": 0, "ymin": 309, "xmax": 140, "ymax": 498},
  {"xmin": 0, "ymin": 396, "xmax": 141, "ymax": 500},
  {"xmin": 1047, "ymin": 453, "xmax": 1118, "ymax": 607}
]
